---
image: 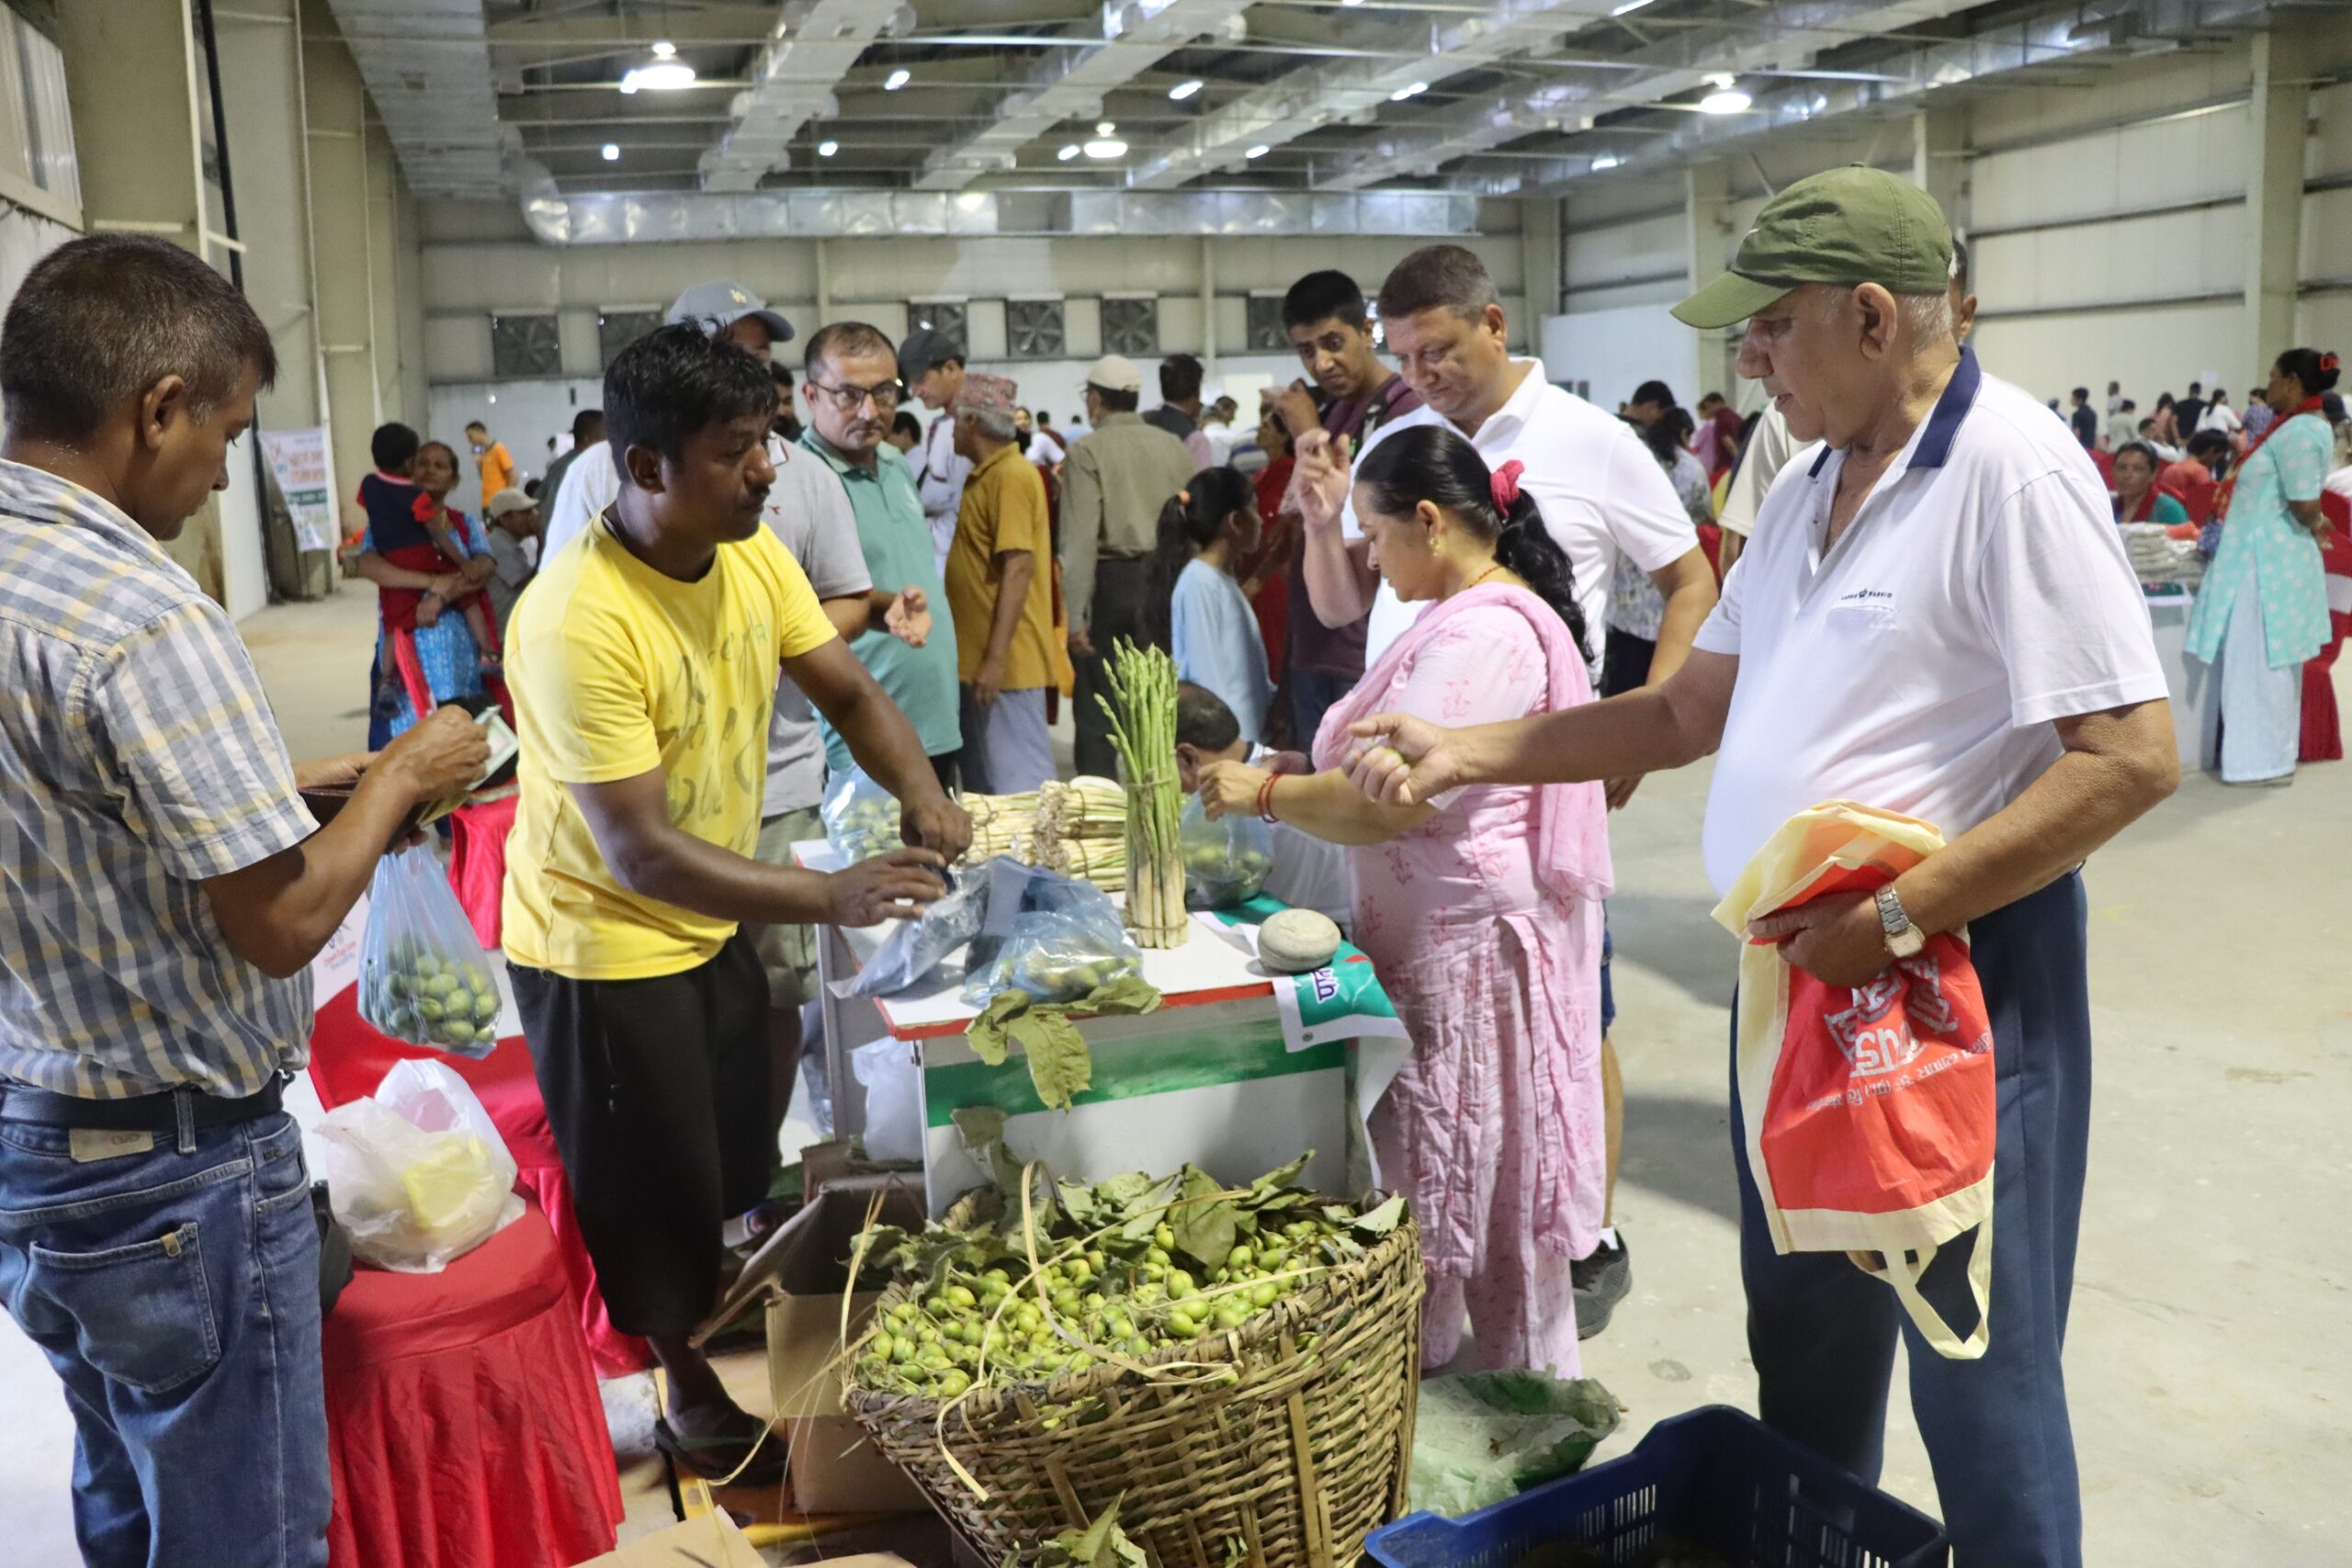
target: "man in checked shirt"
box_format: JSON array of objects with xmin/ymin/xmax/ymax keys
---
[{"xmin": 0, "ymin": 235, "xmax": 485, "ymax": 1568}]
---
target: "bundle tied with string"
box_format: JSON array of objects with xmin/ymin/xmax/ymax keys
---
[
  {"xmin": 840, "ymin": 1169, "xmax": 1423, "ymax": 1568},
  {"xmin": 1096, "ymin": 640, "xmax": 1185, "ymax": 947}
]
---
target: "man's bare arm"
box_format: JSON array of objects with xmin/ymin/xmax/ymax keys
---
[{"xmin": 1641, "ymin": 547, "xmax": 1720, "ymax": 686}]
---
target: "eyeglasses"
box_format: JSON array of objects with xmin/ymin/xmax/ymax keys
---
[{"xmin": 807, "ymin": 377, "xmax": 903, "ymax": 413}]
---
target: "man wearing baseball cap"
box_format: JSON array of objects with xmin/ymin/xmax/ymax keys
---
[
  {"xmin": 944, "ymin": 372, "xmax": 1059, "ymax": 790},
  {"xmin": 1338, "ymin": 165, "xmax": 2179, "ymax": 1568},
  {"xmin": 1059, "ymin": 353, "xmax": 1195, "ymax": 776},
  {"xmin": 899, "ymin": 325, "xmax": 970, "ymax": 571}
]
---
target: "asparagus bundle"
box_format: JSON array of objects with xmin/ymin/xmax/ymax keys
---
[
  {"xmin": 966, "ymin": 790, "xmax": 1042, "ymax": 863},
  {"xmin": 1045, "ymin": 834, "xmax": 1128, "ymax": 893},
  {"xmin": 1095, "ymin": 640, "xmax": 1185, "ymax": 947},
  {"xmin": 1036, "ymin": 776, "xmax": 1127, "ymax": 840}
]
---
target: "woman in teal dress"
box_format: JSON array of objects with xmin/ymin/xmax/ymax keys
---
[{"xmin": 2185, "ymin": 347, "xmax": 2340, "ymax": 784}]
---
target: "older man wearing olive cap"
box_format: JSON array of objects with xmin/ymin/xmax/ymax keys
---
[
  {"xmin": 945, "ymin": 373, "xmax": 1059, "ymax": 792},
  {"xmin": 1340, "ymin": 165, "xmax": 2178, "ymax": 1568}
]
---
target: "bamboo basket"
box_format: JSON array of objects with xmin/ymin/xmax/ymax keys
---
[{"xmin": 844, "ymin": 1211, "xmax": 1424, "ymax": 1568}]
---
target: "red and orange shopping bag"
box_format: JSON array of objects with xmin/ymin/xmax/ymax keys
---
[{"xmin": 1712, "ymin": 802, "xmax": 1996, "ymax": 1359}]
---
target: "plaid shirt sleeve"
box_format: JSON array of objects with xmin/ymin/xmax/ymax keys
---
[{"xmin": 87, "ymin": 602, "xmax": 318, "ymax": 882}]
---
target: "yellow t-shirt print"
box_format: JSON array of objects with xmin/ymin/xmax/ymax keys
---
[{"xmin": 501, "ymin": 521, "xmax": 836, "ymax": 980}]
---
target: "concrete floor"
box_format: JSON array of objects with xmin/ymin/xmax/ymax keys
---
[{"xmin": 0, "ymin": 580, "xmax": 2345, "ymax": 1564}]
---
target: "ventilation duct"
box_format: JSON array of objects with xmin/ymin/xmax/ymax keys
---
[
  {"xmin": 913, "ymin": 0, "xmax": 1254, "ymax": 191},
  {"xmin": 700, "ymin": 1, "xmax": 918, "ymax": 192},
  {"xmin": 323, "ymin": 0, "xmax": 506, "ymax": 198},
  {"xmin": 517, "ymin": 175, "xmax": 1473, "ymax": 244},
  {"xmin": 1130, "ymin": 0, "xmax": 1618, "ymax": 189}
]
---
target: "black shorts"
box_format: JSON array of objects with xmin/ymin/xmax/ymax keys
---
[{"xmin": 509, "ymin": 931, "xmax": 773, "ymax": 1337}]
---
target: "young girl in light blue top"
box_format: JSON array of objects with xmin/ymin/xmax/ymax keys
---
[{"xmin": 1150, "ymin": 466, "xmax": 1275, "ymax": 743}]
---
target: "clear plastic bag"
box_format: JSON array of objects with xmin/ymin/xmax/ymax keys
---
[
  {"xmin": 832, "ymin": 869, "xmax": 988, "ymax": 998},
  {"xmin": 1182, "ymin": 792, "xmax": 1275, "ymax": 908},
  {"xmin": 823, "ymin": 766, "xmax": 901, "ymax": 862},
  {"xmin": 962, "ymin": 902, "xmax": 1143, "ymax": 1007},
  {"xmin": 311, "ymin": 1059, "xmax": 523, "ymax": 1273},
  {"xmin": 967, "ymin": 859, "xmax": 1114, "ymax": 976},
  {"xmin": 357, "ymin": 844, "xmax": 501, "ymax": 1057},
  {"xmin": 853, "ymin": 1038, "xmax": 923, "ymax": 1163}
]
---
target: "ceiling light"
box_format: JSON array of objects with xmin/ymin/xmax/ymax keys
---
[
  {"xmin": 1390, "ymin": 81, "xmax": 1428, "ymax": 102},
  {"xmin": 818, "ymin": 139, "xmax": 838, "ymax": 157},
  {"xmin": 1096, "ymin": 120, "xmax": 1115, "ymax": 136},
  {"xmin": 1057, "ymin": 143, "xmax": 1080, "ymax": 161},
  {"xmin": 600, "ymin": 141, "xmax": 619, "ymax": 161},
  {"xmin": 1704, "ymin": 73, "xmax": 1737, "ymax": 89},
  {"xmin": 618, "ymin": 56, "xmax": 697, "ymax": 94},
  {"xmin": 1169, "ymin": 78, "xmax": 1203, "ymax": 101},
  {"xmin": 1697, "ymin": 87, "xmax": 1751, "ymax": 114},
  {"xmin": 1342, "ymin": 0, "xmax": 1364, "ymax": 6},
  {"xmin": 1083, "ymin": 137, "xmax": 1127, "ymax": 159},
  {"xmin": 650, "ymin": 39, "xmax": 676, "ymax": 59},
  {"xmin": 1610, "ymin": 0, "xmax": 1655, "ymax": 12},
  {"xmin": 885, "ymin": 67, "xmax": 910, "ymax": 91},
  {"xmin": 1246, "ymin": 144, "xmax": 1270, "ymax": 159},
  {"xmin": 1591, "ymin": 152, "xmax": 1620, "ymax": 170}
]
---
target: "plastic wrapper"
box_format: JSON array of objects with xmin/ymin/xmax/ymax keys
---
[
  {"xmin": 961, "ymin": 902, "xmax": 1143, "ymax": 1007},
  {"xmin": 356, "ymin": 844, "xmax": 502, "ymax": 1056},
  {"xmin": 831, "ymin": 869, "xmax": 987, "ymax": 998},
  {"xmin": 967, "ymin": 859, "xmax": 1115, "ymax": 974},
  {"xmin": 853, "ymin": 1037, "xmax": 923, "ymax": 1163},
  {"xmin": 1181, "ymin": 793, "xmax": 1275, "ymax": 908},
  {"xmin": 1408, "ymin": 1371, "xmax": 1621, "ymax": 1518},
  {"xmin": 311, "ymin": 1059, "xmax": 524, "ymax": 1273},
  {"xmin": 823, "ymin": 765, "xmax": 901, "ymax": 861}
]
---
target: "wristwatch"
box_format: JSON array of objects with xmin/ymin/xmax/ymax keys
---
[{"xmin": 1875, "ymin": 886, "xmax": 1926, "ymax": 959}]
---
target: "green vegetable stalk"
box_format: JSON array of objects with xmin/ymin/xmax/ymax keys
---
[{"xmin": 1096, "ymin": 640, "xmax": 1183, "ymax": 948}]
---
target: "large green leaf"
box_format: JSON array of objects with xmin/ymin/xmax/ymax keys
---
[
  {"xmin": 1168, "ymin": 1164, "xmax": 1240, "ymax": 1267},
  {"xmin": 1012, "ymin": 1008, "xmax": 1093, "ymax": 1111}
]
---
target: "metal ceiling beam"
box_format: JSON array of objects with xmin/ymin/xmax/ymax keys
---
[
  {"xmin": 697, "ymin": 2, "xmax": 919, "ymax": 192},
  {"xmin": 910, "ymin": 0, "xmax": 1257, "ymax": 191},
  {"xmin": 1128, "ymin": 0, "xmax": 1620, "ymax": 188},
  {"xmin": 326, "ymin": 0, "xmax": 507, "ymax": 198},
  {"xmin": 1317, "ymin": 0, "xmax": 1989, "ymax": 191}
]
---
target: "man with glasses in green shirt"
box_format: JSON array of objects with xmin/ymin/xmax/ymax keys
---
[{"xmin": 799, "ymin": 321, "xmax": 962, "ymax": 787}]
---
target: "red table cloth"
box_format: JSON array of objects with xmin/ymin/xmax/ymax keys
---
[
  {"xmin": 322, "ymin": 1202, "xmax": 624, "ymax": 1568},
  {"xmin": 311, "ymin": 984, "xmax": 651, "ymax": 1379}
]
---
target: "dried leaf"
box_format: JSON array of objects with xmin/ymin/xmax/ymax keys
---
[
  {"xmin": 1248, "ymin": 1154, "xmax": 1311, "ymax": 1201},
  {"xmin": 966, "ymin": 989, "xmax": 1028, "ymax": 1066},
  {"xmin": 1353, "ymin": 1194, "xmax": 1408, "ymax": 1237},
  {"xmin": 1046, "ymin": 1495, "xmax": 1148, "ymax": 1568},
  {"xmin": 1080, "ymin": 975, "xmax": 1163, "ymax": 1016},
  {"xmin": 1012, "ymin": 1008, "xmax": 1093, "ymax": 1111},
  {"xmin": 1169, "ymin": 1163, "xmax": 1239, "ymax": 1267},
  {"xmin": 954, "ymin": 1105, "xmax": 1027, "ymax": 1200}
]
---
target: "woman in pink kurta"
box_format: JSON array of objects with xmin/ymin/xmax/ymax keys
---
[{"xmin": 1200, "ymin": 426, "xmax": 1611, "ymax": 1374}]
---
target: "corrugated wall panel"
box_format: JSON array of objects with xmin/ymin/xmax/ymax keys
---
[{"xmin": 1973, "ymin": 302, "xmax": 2244, "ymax": 406}]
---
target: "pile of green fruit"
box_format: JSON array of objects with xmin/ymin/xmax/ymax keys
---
[
  {"xmin": 1182, "ymin": 840, "xmax": 1272, "ymax": 908},
  {"xmin": 359, "ymin": 950, "xmax": 502, "ymax": 1055},
  {"xmin": 847, "ymin": 1122, "xmax": 1405, "ymax": 1405}
]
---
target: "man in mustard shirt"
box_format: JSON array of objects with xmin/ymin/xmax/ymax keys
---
[
  {"xmin": 944, "ymin": 372, "xmax": 1060, "ymax": 791},
  {"xmin": 503, "ymin": 323, "xmax": 970, "ymax": 1481}
]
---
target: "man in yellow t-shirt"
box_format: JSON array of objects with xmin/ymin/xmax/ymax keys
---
[
  {"xmin": 943, "ymin": 371, "xmax": 1058, "ymax": 791},
  {"xmin": 465, "ymin": 418, "xmax": 516, "ymax": 513},
  {"xmin": 502, "ymin": 323, "xmax": 971, "ymax": 1483}
]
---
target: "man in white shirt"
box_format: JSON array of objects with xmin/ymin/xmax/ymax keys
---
[
  {"xmin": 900, "ymin": 327, "xmax": 972, "ymax": 571},
  {"xmin": 1343, "ymin": 166, "xmax": 2179, "ymax": 1568},
  {"xmin": 1293, "ymin": 243, "xmax": 1720, "ymax": 1337}
]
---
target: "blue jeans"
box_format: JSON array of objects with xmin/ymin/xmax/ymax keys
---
[
  {"xmin": 0, "ymin": 1105, "xmax": 330, "ymax": 1568},
  {"xmin": 1730, "ymin": 873, "xmax": 2091, "ymax": 1568},
  {"xmin": 1288, "ymin": 666, "xmax": 1358, "ymax": 753}
]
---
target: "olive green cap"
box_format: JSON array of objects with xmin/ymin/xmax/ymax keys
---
[{"xmin": 1672, "ymin": 164, "xmax": 1954, "ymax": 330}]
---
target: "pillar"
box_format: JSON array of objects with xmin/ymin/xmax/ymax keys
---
[
  {"xmin": 1199, "ymin": 236, "xmax": 1217, "ymax": 379},
  {"xmin": 58, "ymin": 0, "xmax": 229, "ymax": 603},
  {"xmin": 302, "ymin": 0, "xmax": 392, "ymax": 546},
  {"xmin": 1520, "ymin": 196, "xmax": 1563, "ymax": 325},
  {"xmin": 1909, "ymin": 103, "xmax": 1969, "ymax": 238},
  {"xmin": 2245, "ymin": 29, "xmax": 2308, "ymax": 372},
  {"xmin": 1683, "ymin": 162, "xmax": 1736, "ymax": 401}
]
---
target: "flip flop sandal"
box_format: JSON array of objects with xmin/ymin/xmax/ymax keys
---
[{"xmin": 653, "ymin": 1413, "xmax": 789, "ymax": 1488}]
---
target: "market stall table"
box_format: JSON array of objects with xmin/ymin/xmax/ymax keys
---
[{"xmin": 797, "ymin": 841, "xmax": 1406, "ymax": 1215}]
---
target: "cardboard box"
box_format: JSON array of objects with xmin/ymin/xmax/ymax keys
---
[
  {"xmin": 698, "ymin": 1183, "xmax": 932, "ymax": 1516},
  {"xmin": 572, "ymin": 1510, "xmax": 758, "ymax": 1565}
]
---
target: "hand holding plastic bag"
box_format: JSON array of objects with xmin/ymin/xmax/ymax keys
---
[
  {"xmin": 1182, "ymin": 792, "xmax": 1274, "ymax": 908},
  {"xmin": 357, "ymin": 844, "xmax": 502, "ymax": 1057},
  {"xmin": 823, "ymin": 766, "xmax": 902, "ymax": 862},
  {"xmin": 833, "ymin": 869, "xmax": 988, "ymax": 998},
  {"xmin": 311, "ymin": 1060, "xmax": 523, "ymax": 1273}
]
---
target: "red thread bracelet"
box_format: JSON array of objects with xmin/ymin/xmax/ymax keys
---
[{"xmin": 1256, "ymin": 772, "xmax": 1282, "ymax": 824}]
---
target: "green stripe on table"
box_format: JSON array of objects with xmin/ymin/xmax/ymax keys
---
[{"xmin": 924, "ymin": 1026, "xmax": 1347, "ymax": 1126}]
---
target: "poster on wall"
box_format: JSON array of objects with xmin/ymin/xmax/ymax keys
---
[{"xmin": 259, "ymin": 426, "xmax": 336, "ymax": 553}]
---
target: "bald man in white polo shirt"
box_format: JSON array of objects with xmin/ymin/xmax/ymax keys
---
[{"xmin": 1341, "ymin": 168, "xmax": 2177, "ymax": 1568}]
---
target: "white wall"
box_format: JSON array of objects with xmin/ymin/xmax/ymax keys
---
[
  {"xmin": 219, "ymin": 434, "xmax": 269, "ymax": 621},
  {"xmin": 1540, "ymin": 306, "xmax": 1698, "ymax": 416}
]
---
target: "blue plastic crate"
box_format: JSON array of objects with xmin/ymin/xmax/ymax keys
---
[{"xmin": 1365, "ymin": 1405, "xmax": 1949, "ymax": 1568}]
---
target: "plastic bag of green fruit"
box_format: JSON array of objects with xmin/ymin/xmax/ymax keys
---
[
  {"xmin": 823, "ymin": 765, "xmax": 903, "ymax": 863},
  {"xmin": 356, "ymin": 844, "xmax": 503, "ymax": 1058},
  {"xmin": 1180, "ymin": 793, "xmax": 1274, "ymax": 908},
  {"xmin": 961, "ymin": 903, "xmax": 1142, "ymax": 1007}
]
